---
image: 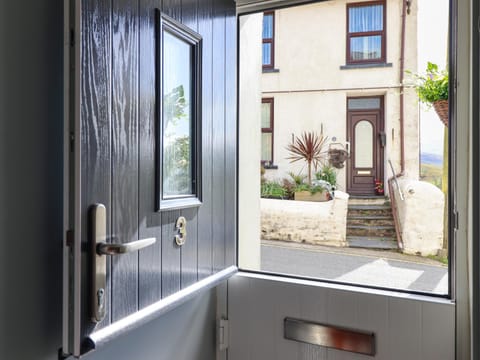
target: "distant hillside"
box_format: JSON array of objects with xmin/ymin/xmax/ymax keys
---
[
  {"xmin": 420, "ymin": 163, "xmax": 443, "ymax": 189},
  {"xmin": 421, "ymin": 152, "xmax": 443, "ymax": 166}
]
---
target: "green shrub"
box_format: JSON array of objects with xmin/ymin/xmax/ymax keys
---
[
  {"xmin": 261, "ymin": 181, "xmax": 288, "ymax": 199},
  {"xmin": 315, "ymin": 165, "xmax": 337, "ymax": 187}
]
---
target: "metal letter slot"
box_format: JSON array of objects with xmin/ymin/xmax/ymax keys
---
[
  {"xmin": 90, "ymin": 204, "xmax": 156, "ymax": 323},
  {"xmin": 284, "ymin": 318, "xmax": 375, "ymax": 356},
  {"xmin": 174, "ymin": 216, "xmax": 187, "ymax": 246}
]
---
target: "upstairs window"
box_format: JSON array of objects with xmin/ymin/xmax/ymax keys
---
[
  {"xmin": 347, "ymin": 1, "xmax": 386, "ymax": 64},
  {"xmin": 262, "ymin": 11, "xmax": 275, "ymax": 69},
  {"xmin": 261, "ymin": 98, "xmax": 274, "ymax": 165}
]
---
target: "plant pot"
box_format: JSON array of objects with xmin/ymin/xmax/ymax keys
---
[
  {"xmin": 294, "ymin": 190, "xmax": 330, "ymax": 202},
  {"xmin": 433, "ymin": 99, "xmax": 449, "ymax": 127}
]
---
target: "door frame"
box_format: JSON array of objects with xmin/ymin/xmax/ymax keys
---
[
  {"xmin": 346, "ymin": 96, "xmax": 385, "ymax": 196},
  {"xmin": 235, "ymin": 0, "xmax": 470, "ymax": 357}
]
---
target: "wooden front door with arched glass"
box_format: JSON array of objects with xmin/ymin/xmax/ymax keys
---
[{"xmin": 347, "ymin": 97, "xmax": 384, "ymax": 196}]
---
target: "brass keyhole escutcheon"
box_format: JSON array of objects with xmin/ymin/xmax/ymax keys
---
[{"xmin": 175, "ymin": 216, "xmax": 187, "ymax": 246}]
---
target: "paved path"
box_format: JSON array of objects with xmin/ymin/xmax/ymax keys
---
[{"xmin": 261, "ymin": 240, "xmax": 448, "ymax": 295}]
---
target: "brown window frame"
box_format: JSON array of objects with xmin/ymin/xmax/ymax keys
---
[
  {"xmin": 346, "ymin": 0, "xmax": 386, "ymax": 65},
  {"xmin": 262, "ymin": 11, "xmax": 275, "ymax": 70},
  {"xmin": 261, "ymin": 98, "xmax": 274, "ymax": 165}
]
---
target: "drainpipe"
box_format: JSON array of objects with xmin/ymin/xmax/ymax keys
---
[{"xmin": 398, "ymin": 0, "xmax": 407, "ymax": 174}]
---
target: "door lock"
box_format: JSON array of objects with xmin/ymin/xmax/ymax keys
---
[
  {"xmin": 175, "ymin": 216, "xmax": 187, "ymax": 246},
  {"xmin": 90, "ymin": 204, "xmax": 156, "ymax": 323}
]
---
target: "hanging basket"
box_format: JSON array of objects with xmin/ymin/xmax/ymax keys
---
[{"xmin": 432, "ymin": 99, "xmax": 449, "ymax": 127}]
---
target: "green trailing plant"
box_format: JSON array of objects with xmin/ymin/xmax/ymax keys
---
[
  {"xmin": 315, "ymin": 165, "xmax": 337, "ymax": 187},
  {"xmin": 406, "ymin": 62, "xmax": 448, "ymax": 105},
  {"xmin": 286, "ymin": 131, "xmax": 328, "ymax": 185}
]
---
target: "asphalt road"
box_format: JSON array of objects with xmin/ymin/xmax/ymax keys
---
[{"xmin": 261, "ymin": 240, "xmax": 448, "ymax": 295}]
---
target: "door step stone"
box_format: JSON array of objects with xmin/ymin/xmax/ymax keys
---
[{"xmin": 347, "ymin": 236, "xmax": 398, "ymax": 250}]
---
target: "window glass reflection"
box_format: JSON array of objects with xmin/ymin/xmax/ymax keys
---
[{"xmin": 163, "ymin": 31, "xmax": 193, "ymax": 197}]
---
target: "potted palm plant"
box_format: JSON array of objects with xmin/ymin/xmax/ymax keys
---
[
  {"xmin": 407, "ymin": 62, "xmax": 449, "ymax": 126},
  {"xmin": 286, "ymin": 131, "xmax": 330, "ymax": 201}
]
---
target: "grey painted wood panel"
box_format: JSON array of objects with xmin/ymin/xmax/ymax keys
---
[
  {"xmin": 181, "ymin": 208, "xmax": 199, "ymax": 288},
  {"xmin": 161, "ymin": 210, "xmax": 182, "ymax": 297},
  {"xmin": 80, "ymin": 0, "xmax": 113, "ymax": 333},
  {"xmin": 79, "ymin": 0, "xmax": 237, "ymax": 346},
  {"xmin": 197, "ymin": 0, "xmax": 214, "ymax": 280},
  {"xmin": 138, "ymin": 0, "xmax": 163, "ymax": 309},
  {"xmin": 228, "ymin": 275, "xmax": 455, "ymax": 360},
  {"xmin": 111, "ymin": 0, "xmax": 140, "ymax": 322},
  {"xmin": 212, "ymin": 0, "xmax": 227, "ymax": 272},
  {"xmin": 224, "ymin": 4, "xmax": 237, "ymax": 268}
]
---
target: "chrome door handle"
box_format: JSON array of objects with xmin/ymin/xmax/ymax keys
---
[
  {"xmin": 97, "ymin": 237, "xmax": 156, "ymax": 255},
  {"xmin": 90, "ymin": 204, "xmax": 156, "ymax": 323}
]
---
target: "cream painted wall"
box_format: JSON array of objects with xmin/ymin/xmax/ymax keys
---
[
  {"xmin": 259, "ymin": 0, "xmax": 419, "ymax": 189},
  {"xmin": 239, "ymin": 14, "xmax": 263, "ymax": 270}
]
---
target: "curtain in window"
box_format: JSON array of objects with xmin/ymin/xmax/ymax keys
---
[
  {"xmin": 349, "ymin": 4, "xmax": 383, "ymax": 33},
  {"xmin": 263, "ymin": 14, "xmax": 273, "ymax": 38}
]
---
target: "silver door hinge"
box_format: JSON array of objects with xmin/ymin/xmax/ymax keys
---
[{"xmin": 218, "ymin": 318, "xmax": 229, "ymax": 351}]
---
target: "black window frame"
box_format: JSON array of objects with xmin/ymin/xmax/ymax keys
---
[
  {"xmin": 155, "ymin": 10, "xmax": 203, "ymax": 211},
  {"xmin": 346, "ymin": 0, "xmax": 386, "ymax": 65}
]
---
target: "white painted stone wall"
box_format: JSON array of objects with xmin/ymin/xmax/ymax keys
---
[
  {"xmin": 261, "ymin": 191, "xmax": 349, "ymax": 246},
  {"xmin": 393, "ymin": 179, "xmax": 444, "ymax": 256}
]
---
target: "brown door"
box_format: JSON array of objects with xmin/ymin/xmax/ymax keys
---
[{"xmin": 347, "ymin": 109, "xmax": 384, "ymax": 195}]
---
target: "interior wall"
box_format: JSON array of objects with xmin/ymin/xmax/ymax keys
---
[{"xmin": 0, "ymin": 1, "xmax": 219, "ymax": 359}]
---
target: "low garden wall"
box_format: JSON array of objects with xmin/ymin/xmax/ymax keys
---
[
  {"xmin": 260, "ymin": 191, "xmax": 349, "ymax": 247},
  {"xmin": 393, "ymin": 179, "xmax": 444, "ymax": 256}
]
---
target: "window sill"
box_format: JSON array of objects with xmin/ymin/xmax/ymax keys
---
[
  {"xmin": 340, "ymin": 62, "xmax": 392, "ymax": 70},
  {"xmin": 262, "ymin": 68, "xmax": 280, "ymax": 73},
  {"xmin": 263, "ymin": 164, "xmax": 278, "ymax": 170}
]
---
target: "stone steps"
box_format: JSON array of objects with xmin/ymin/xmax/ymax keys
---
[
  {"xmin": 346, "ymin": 198, "xmax": 398, "ymax": 250},
  {"xmin": 347, "ymin": 224, "xmax": 396, "ymax": 237},
  {"xmin": 347, "ymin": 215, "xmax": 395, "ymax": 226}
]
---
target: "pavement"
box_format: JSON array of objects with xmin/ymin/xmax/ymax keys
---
[{"xmin": 261, "ymin": 240, "xmax": 448, "ymax": 295}]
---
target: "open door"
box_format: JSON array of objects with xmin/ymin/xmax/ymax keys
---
[
  {"xmin": 231, "ymin": 0, "xmax": 458, "ymax": 359},
  {"xmin": 63, "ymin": 0, "xmax": 236, "ymax": 357}
]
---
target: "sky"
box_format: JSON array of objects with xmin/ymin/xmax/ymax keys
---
[{"xmin": 417, "ymin": 0, "xmax": 449, "ymax": 155}]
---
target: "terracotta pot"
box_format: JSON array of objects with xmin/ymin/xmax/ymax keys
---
[{"xmin": 432, "ymin": 99, "xmax": 449, "ymax": 127}]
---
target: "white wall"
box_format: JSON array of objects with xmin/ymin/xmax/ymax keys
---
[
  {"xmin": 256, "ymin": 0, "xmax": 420, "ymax": 187},
  {"xmin": 228, "ymin": 273, "xmax": 455, "ymax": 360},
  {"xmin": 239, "ymin": 14, "xmax": 263, "ymax": 270}
]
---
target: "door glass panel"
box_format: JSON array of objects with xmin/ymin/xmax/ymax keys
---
[
  {"xmin": 163, "ymin": 31, "xmax": 193, "ymax": 197},
  {"xmin": 348, "ymin": 98, "xmax": 381, "ymax": 110},
  {"xmin": 355, "ymin": 120, "xmax": 373, "ymax": 168},
  {"xmin": 238, "ymin": 1, "xmax": 450, "ymax": 296}
]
